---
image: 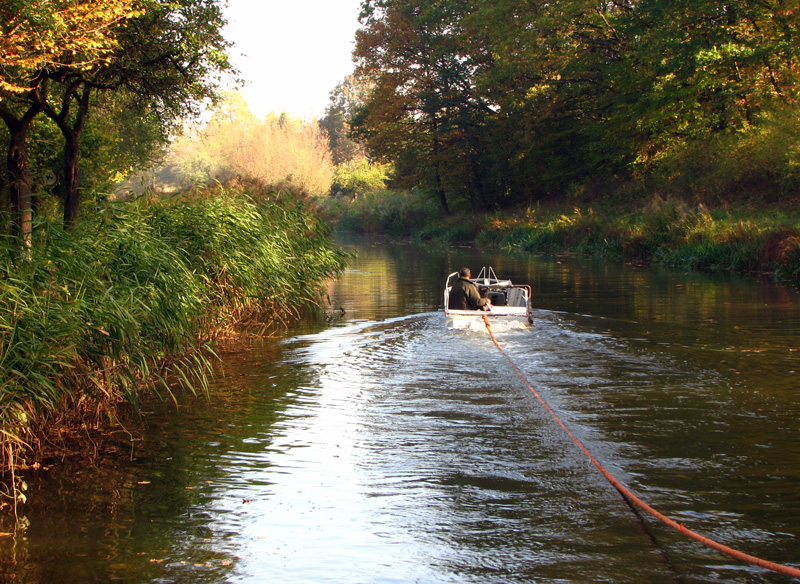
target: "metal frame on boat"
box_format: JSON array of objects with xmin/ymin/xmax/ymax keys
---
[{"xmin": 444, "ymin": 266, "xmax": 533, "ymax": 328}]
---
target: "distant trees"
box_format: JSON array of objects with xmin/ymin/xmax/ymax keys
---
[
  {"xmin": 0, "ymin": 0, "xmax": 234, "ymax": 237},
  {"xmin": 352, "ymin": 0, "xmax": 800, "ymax": 210},
  {"xmin": 161, "ymin": 93, "xmax": 335, "ymax": 198},
  {"xmin": 319, "ymin": 75, "xmax": 392, "ymax": 199},
  {"xmin": 320, "ymin": 75, "xmax": 370, "ymax": 166}
]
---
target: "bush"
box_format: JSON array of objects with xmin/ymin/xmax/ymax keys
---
[
  {"xmin": 651, "ymin": 104, "xmax": 800, "ymax": 201},
  {"xmin": 331, "ymin": 160, "xmax": 391, "ymax": 197},
  {"xmin": 330, "ymin": 189, "xmax": 440, "ymax": 236}
]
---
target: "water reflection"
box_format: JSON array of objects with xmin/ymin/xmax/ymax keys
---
[{"xmin": 2, "ymin": 235, "xmax": 799, "ymax": 583}]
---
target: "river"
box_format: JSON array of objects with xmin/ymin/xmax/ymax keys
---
[{"xmin": 1, "ymin": 235, "xmax": 799, "ymax": 583}]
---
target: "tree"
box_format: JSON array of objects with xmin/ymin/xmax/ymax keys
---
[
  {"xmin": 320, "ymin": 75, "xmax": 370, "ymax": 166},
  {"xmin": 0, "ymin": 0, "xmax": 138, "ymax": 95},
  {"xmin": 354, "ymin": 0, "xmax": 502, "ymax": 214},
  {"xmin": 1, "ymin": 0, "xmax": 235, "ymax": 233},
  {"xmin": 352, "ymin": 0, "xmax": 800, "ymax": 206},
  {"xmin": 0, "ymin": 0, "xmax": 139, "ymax": 239},
  {"xmin": 41, "ymin": 0, "xmax": 234, "ymax": 226}
]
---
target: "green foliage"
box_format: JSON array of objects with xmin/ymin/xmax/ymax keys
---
[
  {"xmin": 382, "ymin": 195, "xmax": 800, "ymax": 284},
  {"xmin": 652, "ymin": 105, "xmax": 800, "ymax": 199},
  {"xmin": 81, "ymin": 91, "xmax": 172, "ymax": 189},
  {"xmin": 353, "ymin": 0, "xmax": 800, "ymax": 207},
  {"xmin": 0, "ymin": 188, "xmax": 346, "ymax": 474},
  {"xmin": 331, "ymin": 160, "xmax": 391, "ymax": 197},
  {"xmin": 326, "ymin": 189, "xmax": 440, "ymax": 236}
]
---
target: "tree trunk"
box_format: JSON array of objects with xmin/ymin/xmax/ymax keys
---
[
  {"xmin": 61, "ymin": 87, "xmax": 91, "ymax": 227},
  {"xmin": 431, "ymin": 132, "xmax": 451, "ymax": 216},
  {"xmin": 2, "ymin": 103, "xmax": 42, "ymax": 245},
  {"xmin": 8, "ymin": 133, "xmax": 34, "ymax": 245},
  {"xmin": 433, "ymin": 161, "xmax": 451, "ymax": 216},
  {"xmin": 45, "ymin": 83, "xmax": 91, "ymax": 228},
  {"xmin": 62, "ymin": 129, "xmax": 81, "ymax": 227}
]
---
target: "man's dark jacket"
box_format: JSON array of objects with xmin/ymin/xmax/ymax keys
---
[{"xmin": 448, "ymin": 277, "xmax": 489, "ymax": 310}]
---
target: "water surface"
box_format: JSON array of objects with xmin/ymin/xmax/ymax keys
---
[{"xmin": 2, "ymin": 236, "xmax": 799, "ymax": 583}]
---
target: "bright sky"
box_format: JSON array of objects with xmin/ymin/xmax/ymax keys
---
[{"xmin": 222, "ymin": 0, "xmax": 364, "ymax": 120}]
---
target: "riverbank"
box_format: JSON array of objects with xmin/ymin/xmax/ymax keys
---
[
  {"xmin": 320, "ymin": 190, "xmax": 800, "ymax": 287},
  {"xmin": 0, "ymin": 186, "xmax": 346, "ymax": 504}
]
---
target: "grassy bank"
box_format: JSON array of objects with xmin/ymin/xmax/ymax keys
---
[
  {"xmin": 320, "ymin": 190, "xmax": 800, "ymax": 285},
  {"xmin": 0, "ymin": 187, "xmax": 346, "ymax": 499}
]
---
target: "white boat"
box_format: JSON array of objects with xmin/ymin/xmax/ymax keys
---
[{"xmin": 444, "ymin": 267, "xmax": 534, "ymax": 328}]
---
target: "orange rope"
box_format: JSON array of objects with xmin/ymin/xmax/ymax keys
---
[{"xmin": 482, "ymin": 315, "xmax": 800, "ymax": 580}]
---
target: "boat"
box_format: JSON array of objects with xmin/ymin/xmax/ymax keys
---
[{"xmin": 444, "ymin": 266, "xmax": 533, "ymax": 328}]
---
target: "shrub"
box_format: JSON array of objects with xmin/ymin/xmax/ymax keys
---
[
  {"xmin": 331, "ymin": 189, "xmax": 439, "ymax": 236},
  {"xmin": 651, "ymin": 103, "xmax": 800, "ymax": 201},
  {"xmin": 331, "ymin": 160, "xmax": 391, "ymax": 197}
]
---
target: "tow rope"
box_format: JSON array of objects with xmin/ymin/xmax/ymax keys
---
[{"xmin": 482, "ymin": 315, "xmax": 800, "ymax": 580}]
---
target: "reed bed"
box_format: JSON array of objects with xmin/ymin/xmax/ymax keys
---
[{"xmin": 0, "ymin": 188, "xmax": 346, "ymax": 492}]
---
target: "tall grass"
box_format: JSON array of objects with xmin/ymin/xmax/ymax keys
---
[{"xmin": 0, "ymin": 187, "xmax": 346, "ymax": 492}]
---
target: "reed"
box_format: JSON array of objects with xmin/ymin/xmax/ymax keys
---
[{"xmin": 0, "ymin": 187, "xmax": 346, "ymax": 492}]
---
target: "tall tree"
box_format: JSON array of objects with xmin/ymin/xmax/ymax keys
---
[
  {"xmin": 1, "ymin": 0, "xmax": 235, "ymax": 231},
  {"xmin": 354, "ymin": 0, "xmax": 499, "ymax": 213},
  {"xmin": 39, "ymin": 0, "xmax": 234, "ymax": 226},
  {"xmin": 353, "ymin": 0, "xmax": 800, "ymax": 205},
  {"xmin": 621, "ymin": 0, "xmax": 800, "ymax": 158},
  {"xmin": 0, "ymin": 0, "xmax": 139, "ymax": 238}
]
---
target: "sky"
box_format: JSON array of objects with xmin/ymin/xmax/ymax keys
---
[{"xmin": 222, "ymin": 0, "xmax": 364, "ymax": 120}]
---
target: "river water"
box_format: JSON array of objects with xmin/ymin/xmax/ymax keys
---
[{"xmin": 2, "ymin": 236, "xmax": 799, "ymax": 583}]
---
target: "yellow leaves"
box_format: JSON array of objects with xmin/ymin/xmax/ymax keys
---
[{"xmin": 0, "ymin": 0, "xmax": 145, "ymax": 93}]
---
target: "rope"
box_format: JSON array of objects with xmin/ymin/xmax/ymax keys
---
[{"xmin": 482, "ymin": 315, "xmax": 800, "ymax": 580}]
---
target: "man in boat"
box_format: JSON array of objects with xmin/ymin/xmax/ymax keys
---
[{"xmin": 448, "ymin": 268, "xmax": 491, "ymax": 311}]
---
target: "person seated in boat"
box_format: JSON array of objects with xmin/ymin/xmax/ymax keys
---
[{"xmin": 449, "ymin": 268, "xmax": 491, "ymax": 311}]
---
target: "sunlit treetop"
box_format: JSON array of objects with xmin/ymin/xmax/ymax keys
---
[{"xmin": 0, "ymin": 0, "xmax": 142, "ymax": 94}]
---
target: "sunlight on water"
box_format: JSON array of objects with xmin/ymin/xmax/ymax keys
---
[{"xmin": 2, "ymin": 236, "xmax": 799, "ymax": 584}]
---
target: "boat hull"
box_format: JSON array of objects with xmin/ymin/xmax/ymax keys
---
[{"xmin": 445, "ymin": 307, "xmax": 533, "ymax": 329}]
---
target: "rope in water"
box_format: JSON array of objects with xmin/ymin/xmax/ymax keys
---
[{"xmin": 482, "ymin": 315, "xmax": 800, "ymax": 580}]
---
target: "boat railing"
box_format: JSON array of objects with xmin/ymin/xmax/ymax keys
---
[{"xmin": 446, "ymin": 268, "xmax": 532, "ymax": 310}]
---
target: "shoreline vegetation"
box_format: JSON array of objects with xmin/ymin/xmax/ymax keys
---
[
  {"xmin": 3, "ymin": 0, "xmax": 799, "ymax": 513},
  {"xmin": 0, "ymin": 186, "xmax": 346, "ymax": 507},
  {"xmin": 319, "ymin": 190, "xmax": 800, "ymax": 287},
  {"xmin": 329, "ymin": 0, "xmax": 800, "ymax": 287}
]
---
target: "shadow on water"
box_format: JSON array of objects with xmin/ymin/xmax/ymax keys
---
[{"xmin": 2, "ymin": 234, "xmax": 799, "ymax": 583}]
